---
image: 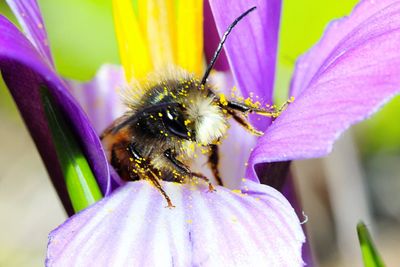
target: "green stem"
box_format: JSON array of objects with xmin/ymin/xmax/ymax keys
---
[
  {"xmin": 357, "ymin": 221, "xmax": 385, "ymax": 267},
  {"xmin": 41, "ymin": 87, "xmax": 102, "ymax": 213}
]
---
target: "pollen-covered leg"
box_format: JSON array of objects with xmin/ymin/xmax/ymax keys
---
[
  {"xmin": 128, "ymin": 144, "xmax": 175, "ymax": 208},
  {"xmin": 164, "ymin": 148, "xmax": 215, "ymax": 191},
  {"xmin": 207, "ymin": 144, "xmax": 223, "ymax": 186},
  {"xmin": 147, "ymin": 169, "xmax": 175, "ymax": 209},
  {"xmin": 269, "ymin": 96, "xmax": 295, "ymax": 118},
  {"xmin": 225, "ymin": 97, "xmax": 294, "ymax": 118},
  {"xmin": 228, "ymin": 109, "xmax": 264, "ymax": 136},
  {"xmin": 191, "ymin": 172, "xmax": 216, "ymax": 192}
]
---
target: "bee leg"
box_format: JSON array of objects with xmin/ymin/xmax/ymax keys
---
[
  {"xmin": 164, "ymin": 149, "xmax": 216, "ymax": 192},
  {"xmin": 147, "ymin": 169, "xmax": 175, "ymax": 209},
  {"xmin": 225, "ymin": 98, "xmax": 293, "ymax": 136},
  {"xmin": 207, "ymin": 144, "xmax": 223, "ymax": 186},
  {"xmin": 225, "ymin": 100, "xmax": 276, "ymax": 117},
  {"xmin": 225, "ymin": 98, "xmax": 294, "ymax": 118},
  {"xmin": 128, "ymin": 144, "xmax": 175, "ymax": 208},
  {"xmin": 227, "ymin": 109, "xmax": 264, "ymax": 136}
]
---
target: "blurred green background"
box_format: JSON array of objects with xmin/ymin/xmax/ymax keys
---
[{"xmin": 1, "ymin": 0, "xmax": 400, "ymax": 266}]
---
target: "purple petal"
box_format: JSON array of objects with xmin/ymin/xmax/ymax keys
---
[
  {"xmin": 203, "ymin": 1, "xmax": 229, "ymax": 71},
  {"xmin": 66, "ymin": 64, "xmax": 127, "ymax": 134},
  {"xmin": 248, "ymin": 0, "xmax": 400, "ymax": 179},
  {"xmin": 47, "ymin": 181, "xmax": 305, "ymax": 266},
  {"xmin": 6, "ymin": 0, "xmax": 54, "ymax": 66},
  {"xmin": 0, "ymin": 16, "xmax": 111, "ymax": 197},
  {"xmin": 208, "ymin": 0, "xmax": 281, "ymax": 130}
]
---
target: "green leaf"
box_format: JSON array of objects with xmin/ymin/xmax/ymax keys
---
[
  {"xmin": 41, "ymin": 87, "xmax": 103, "ymax": 213},
  {"xmin": 357, "ymin": 222, "xmax": 385, "ymax": 267}
]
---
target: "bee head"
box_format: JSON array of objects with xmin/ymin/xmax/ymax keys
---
[
  {"xmin": 158, "ymin": 90, "xmax": 227, "ymax": 145},
  {"xmin": 182, "ymin": 91, "xmax": 228, "ymax": 145}
]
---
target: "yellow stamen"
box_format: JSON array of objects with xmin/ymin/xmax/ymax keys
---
[
  {"xmin": 112, "ymin": 0, "xmax": 152, "ymax": 81},
  {"xmin": 141, "ymin": 0, "xmax": 176, "ymax": 69},
  {"xmin": 176, "ymin": 0, "xmax": 204, "ymax": 76}
]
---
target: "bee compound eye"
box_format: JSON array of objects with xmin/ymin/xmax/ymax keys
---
[{"xmin": 162, "ymin": 109, "xmax": 192, "ymax": 140}]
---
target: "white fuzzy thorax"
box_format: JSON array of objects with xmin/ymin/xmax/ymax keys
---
[{"xmin": 186, "ymin": 94, "xmax": 228, "ymax": 145}]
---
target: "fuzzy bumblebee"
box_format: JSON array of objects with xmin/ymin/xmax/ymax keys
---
[{"xmin": 101, "ymin": 7, "xmax": 287, "ymax": 207}]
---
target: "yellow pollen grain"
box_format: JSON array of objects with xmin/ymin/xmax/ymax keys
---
[
  {"xmin": 219, "ymin": 93, "xmax": 228, "ymax": 106},
  {"xmin": 188, "ymin": 143, "xmax": 195, "ymax": 151},
  {"xmin": 158, "ymin": 112, "xmax": 163, "ymax": 117},
  {"xmin": 184, "ymin": 119, "xmax": 191, "ymax": 126},
  {"xmin": 107, "ymin": 208, "xmax": 114, "ymax": 213}
]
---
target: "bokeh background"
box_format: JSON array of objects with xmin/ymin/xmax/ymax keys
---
[{"xmin": 1, "ymin": 0, "xmax": 400, "ymax": 266}]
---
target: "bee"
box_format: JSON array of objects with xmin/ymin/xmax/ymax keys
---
[{"xmin": 101, "ymin": 7, "xmax": 286, "ymax": 207}]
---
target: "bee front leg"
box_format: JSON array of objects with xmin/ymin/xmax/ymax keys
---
[
  {"xmin": 226, "ymin": 98, "xmax": 292, "ymax": 117},
  {"xmin": 128, "ymin": 144, "xmax": 175, "ymax": 208},
  {"xmin": 164, "ymin": 149, "xmax": 216, "ymax": 192},
  {"xmin": 226, "ymin": 109, "xmax": 264, "ymax": 136}
]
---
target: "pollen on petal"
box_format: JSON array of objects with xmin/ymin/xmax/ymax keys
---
[{"xmin": 47, "ymin": 181, "xmax": 305, "ymax": 266}]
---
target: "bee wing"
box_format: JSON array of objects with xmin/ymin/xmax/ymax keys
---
[{"xmin": 100, "ymin": 114, "xmax": 132, "ymax": 139}]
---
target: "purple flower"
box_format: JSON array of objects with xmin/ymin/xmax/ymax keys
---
[{"xmin": 2, "ymin": 0, "xmax": 400, "ymax": 265}]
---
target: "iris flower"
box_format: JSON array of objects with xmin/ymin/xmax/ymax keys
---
[{"xmin": 2, "ymin": 0, "xmax": 400, "ymax": 265}]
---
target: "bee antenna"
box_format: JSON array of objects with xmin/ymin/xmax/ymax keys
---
[{"xmin": 200, "ymin": 6, "xmax": 257, "ymax": 86}]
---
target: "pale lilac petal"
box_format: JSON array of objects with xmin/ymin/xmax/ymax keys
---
[
  {"xmin": 0, "ymin": 16, "xmax": 111, "ymax": 198},
  {"xmin": 209, "ymin": 0, "xmax": 281, "ymax": 130},
  {"xmin": 66, "ymin": 64, "xmax": 127, "ymax": 134},
  {"xmin": 248, "ymin": 0, "xmax": 400, "ymax": 179},
  {"xmin": 6, "ymin": 0, "xmax": 54, "ymax": 66},
  {"xmin": 47, "ymin": 181, "xmax": 305, "ymax": 266}
]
